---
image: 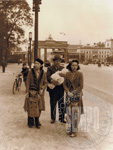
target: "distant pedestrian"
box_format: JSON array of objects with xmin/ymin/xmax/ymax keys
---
[
  {"xmin": 26, "ymin": 58, "xmax": 47, "ymax": 126},
  {"xmin": 47, "ymin": 55, "xmax": 66, "ymax": 124},
  {"xmin": 63, "ymin": 60, "xmax": 84, "ymax": 137},
  {"xmin": 24, "ymin": 85, "xmax": 41, "ymax": 128},
  {"xmin": 18, "ymin": 59, "xmax": 22, "ymax": 65},
  {"xmin": 20, "ymin": 63, "xmax": 29, "ymax": 87},
  {"xmin": 1, "ymin": 58, "xmax": 7, "ymax": 73},
  {"xmin": 98, "ymin": 62, "xmax": 101, "ymax": 67}
]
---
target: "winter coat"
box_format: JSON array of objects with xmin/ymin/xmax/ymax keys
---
[
  {"xmin": 63, "ymin": 71, "xmax": 84, "ymax": 114},
  {"xmin": 26, "ymin": 68, "xmax": 47, "ymax": 111},
  {"xmin": 24, "ymin": 94, "xmax": 42, "ymax": 117}
]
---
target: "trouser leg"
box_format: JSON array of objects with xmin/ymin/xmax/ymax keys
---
[
  {"xmin": 35, "ymin": 117, "xmax": 39, "ymax": 127},
  {"xmin": 49, "ymin": 92, "xmax": 57, "ymax": 121},
  {"xmin": 38, "ymin": 110, "xmax": 41, "ymax": 125},
  {"xmin": 66, "ymin": 106, "xmax": 72, "ymax": 132},
  {"xmin": 24, "ymin": 81, "xmax": 27, "ymax": 93},
  {"xmin": 24, "ymin": 81, "xmax": 27, "ymax": 87},
  {"xmin": 2, "ymin": 66, "xmax": 5, "ymax": 73},
  {"xmin": 58, "ymin": 96, "xmax": 64, "ymax": 122},
  {"xmin": 71, "ymin": 106, "xmax": 80, "ymax": 132},
  {"xmin": 28, "ymin": 116, "xmax": 34, "ymax": 126}
]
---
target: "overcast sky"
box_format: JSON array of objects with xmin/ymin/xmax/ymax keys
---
[{"xmin": 26, "ymin": 0, "xmax": 113, "ymax": 45}]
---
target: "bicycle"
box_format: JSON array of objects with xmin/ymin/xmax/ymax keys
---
[{"xmin": 12, "ymin": 74, "xmax": 22, "ymax": 94}]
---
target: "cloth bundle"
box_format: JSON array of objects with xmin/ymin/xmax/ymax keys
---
[{"xmin": 48, "ymin": 68, "xmax": 68, "ymax": 89}]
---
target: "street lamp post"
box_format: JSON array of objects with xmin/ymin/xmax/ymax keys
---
[
  {"xmin": 29, "ymin": 32, "xmax": 32, "ymax": 68},
  {"xmin": 28, "ymin": 46, "xmax": 29, "ymax": 67},
  {"xmin": 32, "ymin": 0, "xmax": 42, "ymax": 61}
]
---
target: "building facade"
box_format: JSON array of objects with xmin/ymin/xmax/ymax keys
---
[
  {"xmin": 105, "ymin": 39, "xmax": 113, "ymax": 56},
  {"xmin": 67, "ymin": 45, "xmax": 84, "ymax": 62},
  {"xmin": 78, "ymin": 47, "xmax": 111, "ymax": 63}
]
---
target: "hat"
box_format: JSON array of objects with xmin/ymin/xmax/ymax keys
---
[
  {"xmin": 22, "ymin": 62, "xmax": 26, "ymax": 66},
  {"xmin": 52, "ymin": 55, "xmax": 62, "ymax": 61},
  {"xmin": 35, "ymin": 58, "xmax": 43, "ymax": 65},
  {"xmin": 29, "ymin": 85, "xmax": 38, "ymax": 91}
]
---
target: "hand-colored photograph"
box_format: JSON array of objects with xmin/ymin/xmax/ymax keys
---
[{"xmin": 0, "ymin": 0, "xmax": 113, "ymax": 150}]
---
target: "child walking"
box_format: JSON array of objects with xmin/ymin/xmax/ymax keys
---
[{"xmin": 23, "ymin": 85, "xmax": 42, "ymax": 129}]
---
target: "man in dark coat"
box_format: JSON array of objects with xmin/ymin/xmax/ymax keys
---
[{"xmin": 47, "ymin": 55, "xmax": 66, "ymax": 124}]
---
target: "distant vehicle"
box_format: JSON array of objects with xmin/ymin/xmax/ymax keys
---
[
  {"xmin": 104, "ymin": 62, "xmax": 109, "ymax": 66},
  {"xmin": 106, "ymin": 63, "xmax": 109, "ymax": 66},
  {"xmin": 110, "ymin": 62, "xmax": 113, "ymax": 66},
  {"xmin": 92, "ymin": 61, "xmax": 97, "ymax": 64},
  {"xmin": 83, "ymin": 61, "xmax": 88, "ymax": 65},
  {"xmin": 44, "ymin": 60, "xmax": 51, "ymax": 67},
  {"xmin": 106, "ymin": 62, "xmax": 113, "ymax": 66}
]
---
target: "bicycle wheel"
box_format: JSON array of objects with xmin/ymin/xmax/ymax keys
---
[
  {"xmin": 18, "ymin": 78, "xmax": 22, "ymax": 91},
  {"xmin": 12, "ymin": 80, "xmax": 17, "ymax": 94}
]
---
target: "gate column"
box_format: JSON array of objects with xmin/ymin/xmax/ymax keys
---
[
  {"xmin": 38, "ymin": 48, "xmax": 41, "ymax": 59},
  {"xmin": 64, "ymin": 48, "xmax": 68, "ymax": 63},
  {"xmin": 44, "ymin": 48, "xmax": 47, "ymax": 64}
]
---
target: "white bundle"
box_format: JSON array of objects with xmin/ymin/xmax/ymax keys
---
[
  {"xmin": 51, "ymin": 68, "xmax": 68, "ymax": 83},
  {"xmin": 48, "ymin": 68, "xmax": 68, "ymax": 89},
  {"xmin": 58, "ymin": 68, "xmax": 68, "ymax": 75},
  {"xmin": 51, "ymin": 71, "xmax": 64, "ymax": 84}
]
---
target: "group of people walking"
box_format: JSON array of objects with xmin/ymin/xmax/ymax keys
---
[{"xmin": 23, "ymin": 55, "xmax": 84, "ymax": 137}]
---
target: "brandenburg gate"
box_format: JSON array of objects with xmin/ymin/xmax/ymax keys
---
[
  {"xmin": 33, "ymin": 37, "xmax": 68, "ymax": 63},
  {"xmin": 31, "ymin": 35, "xmax": 84, "ymax": 63}
]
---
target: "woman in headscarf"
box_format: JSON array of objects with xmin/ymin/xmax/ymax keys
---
[
  {"xmin": 63, "ymin": 60, "xmax": 84, "ymax": 137},
  {"xmin": 26, "ymin": 58, "xmax": 47, "ymax": 127}
]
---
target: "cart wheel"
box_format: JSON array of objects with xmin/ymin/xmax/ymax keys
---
[{"xmin": 13, "ymin": 80, "xmax": 17, "ymax": 94}]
